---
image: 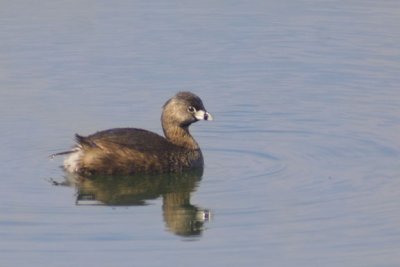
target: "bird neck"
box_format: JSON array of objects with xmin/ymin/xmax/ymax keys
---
[{"xmin": 163, "ymin": 124, "xmax": 199, "ymax": 150}]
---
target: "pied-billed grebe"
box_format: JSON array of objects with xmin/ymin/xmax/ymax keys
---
[{"xmin": 52, "ymin": 92, "xmax": 213, "ymax": 175}]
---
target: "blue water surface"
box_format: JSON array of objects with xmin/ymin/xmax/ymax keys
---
[{"xmin": 1, "ymin": 1, "xmax": 400, "ymax": 266}]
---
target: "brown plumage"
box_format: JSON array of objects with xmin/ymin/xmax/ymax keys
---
[{"xmin": 53, "ymin": 92, "xmax": 213, "ymax": 176}]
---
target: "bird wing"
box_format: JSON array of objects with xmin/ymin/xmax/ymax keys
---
[{"xmin": 79, "ymin": 128, "xmax": 174, "ymax": 153}]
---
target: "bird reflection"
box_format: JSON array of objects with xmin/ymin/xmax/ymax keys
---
[{"xmin": 52, "ymin": 169, "xmax": 210, "ymax": 237}]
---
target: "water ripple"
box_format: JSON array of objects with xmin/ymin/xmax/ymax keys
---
[{"xmin": 206, "ymin": 147, "xmax": 287, "ymax": 181}]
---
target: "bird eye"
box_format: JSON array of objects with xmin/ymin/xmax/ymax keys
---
[{"xmin": 187, "ymin": 106, "xmax": 196, "ymax": 113}]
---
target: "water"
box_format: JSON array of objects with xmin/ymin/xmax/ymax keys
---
[{"xmin": 1, "ymin": 1, "xmax": 400, "ymax": 266}]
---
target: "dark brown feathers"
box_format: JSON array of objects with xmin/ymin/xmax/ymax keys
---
[{"xmin": 57, "ymin": 92, "xmax": 212, "ymax": 176}]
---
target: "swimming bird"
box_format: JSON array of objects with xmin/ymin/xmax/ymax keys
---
[{"xmin": 52, "ymin": 92, "xmax": 213, "ymax": 176}]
